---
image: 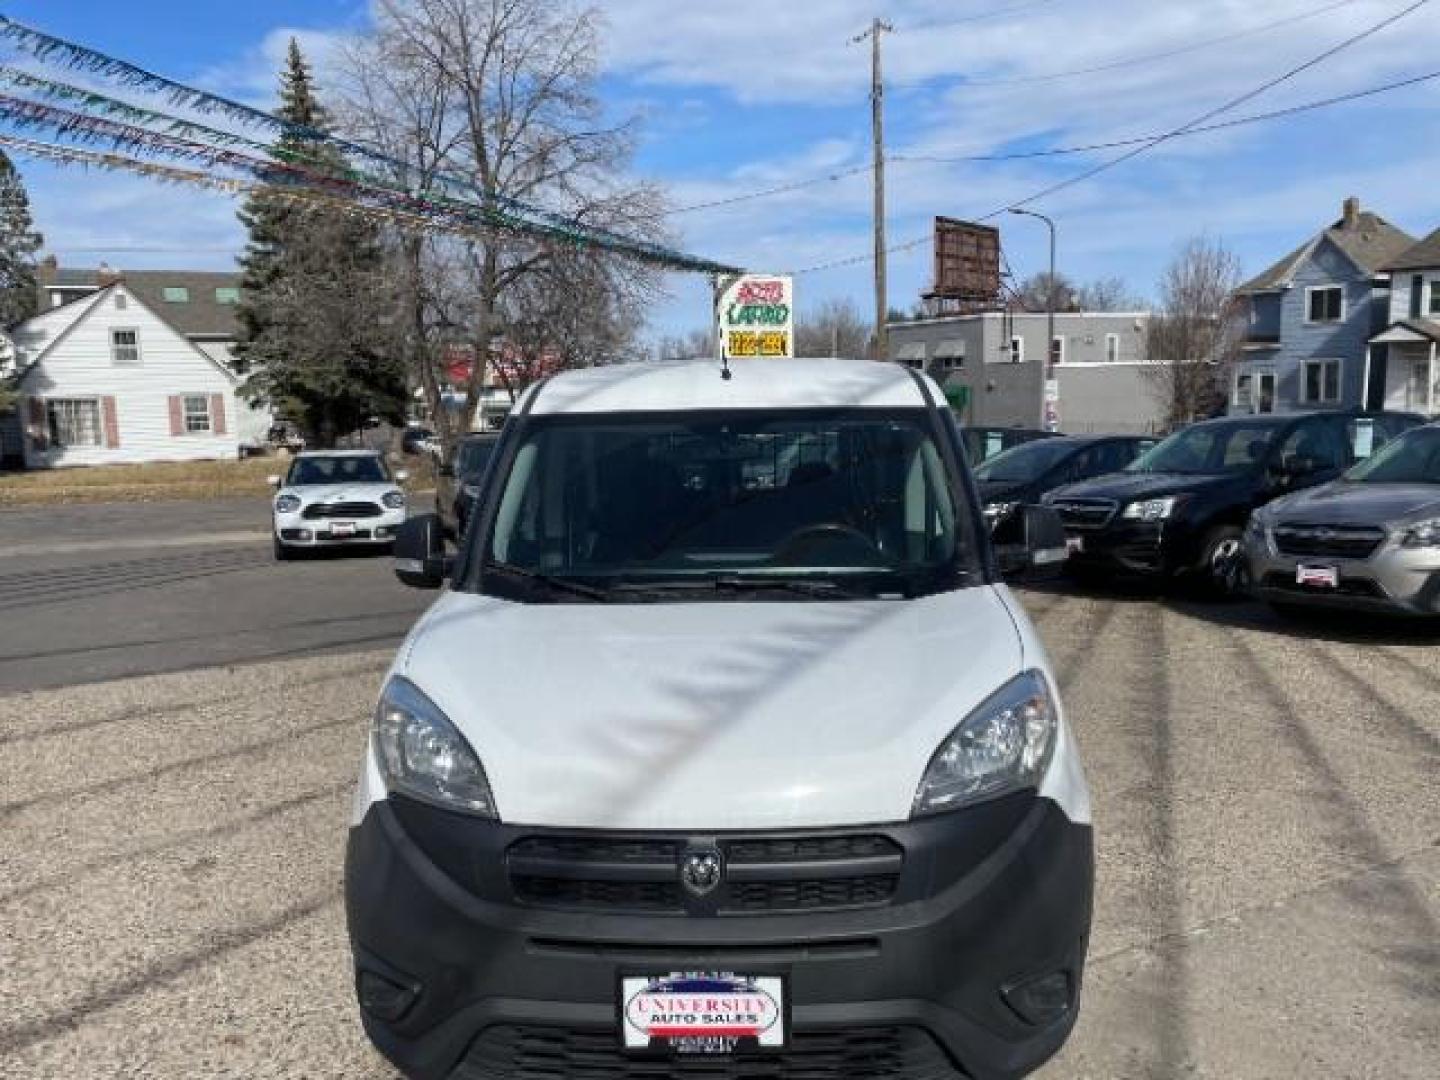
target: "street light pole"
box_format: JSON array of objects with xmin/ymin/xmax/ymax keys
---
[{"xmin": 1009, "ymin": 207, "xmax": 1058, "ymax": 430}]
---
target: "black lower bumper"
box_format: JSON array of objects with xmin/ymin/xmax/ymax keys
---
[
  {"xmin": 1066, "ymin": 520, "xmax": 1200, "ymax": 580},
  {"xmin": 344, "ymin": 797, "xmax": 1093, "ymax": 1080}
]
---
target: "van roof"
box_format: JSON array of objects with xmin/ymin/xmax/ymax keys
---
[{"xmin": 525, "ymin": 358, "xmax": 935, "ymax": 415}]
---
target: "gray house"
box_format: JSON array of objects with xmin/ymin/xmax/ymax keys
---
[
  {"xmin": 1233, "ymin": 198, "xmax": 1416, "ymax": 415},
  {"xmin": 887, "ymin": 311, "xmax": 1161, "ymax": 434},
  {"xmin": 1369, "ymin": 227, "xmax": 1440, "ymax": 417}
]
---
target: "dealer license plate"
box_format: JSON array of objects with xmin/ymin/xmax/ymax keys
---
[
  {"xmin": 329, "ymin": 522, "xmax": 357, "ymax": 538},
  {"xmin": 621, "ymin": 973, "xmax": 786, "ymax": 1055},
  {"xmin": 1296, "ymin": 564, "xmax": 1338, "ymax": 589}
]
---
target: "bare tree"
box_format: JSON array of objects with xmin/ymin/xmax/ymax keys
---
[
  {"xmin": 1013, "ymin": 271, "xmax": 1078, "ymax": 314},
  {"xmin": 342, "ymin": 0, "xmax": 672, "ymax": 455},
  {"xmin": 1142, "ymin": 236, "xmax": 1245, "ymax": 428},
  {"xmin": 1075, "ymin": 276, "xmax": 1145, "ymax": 312},
  {"xmin": 653, "ymin": 328, "xmax": 713, "ymax": 361},
  {"xmin": 795, "ymin": 298, "xmax": 870, "ymax": 359}
]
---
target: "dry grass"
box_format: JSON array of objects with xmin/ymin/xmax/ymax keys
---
[{"xmin": 0, "ymin": 452, "xmax": 434, "ymax": 506}]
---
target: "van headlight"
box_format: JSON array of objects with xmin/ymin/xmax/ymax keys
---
[
  {"xmin": 1122, "ymin": 496, "xmax": 1182, "ymax": 522},
  {"xmin": 1399, "ymin": 518, "xmax": 1440, "ymax": 548},
  {"xmin": 913, "ymin": 671, "xmax": 1057, "ymax": 817},
  {"xmin": 274, "ymin": 493, "xmax": 301, "ymax": 513},
  {"xmin": 373, "ymin": 677, "xmax": 496, "ymax": 817}
]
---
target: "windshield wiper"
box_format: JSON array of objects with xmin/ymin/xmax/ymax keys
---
[
  {"xmin": 482, "ymin": 560, "xmax": 612, "ymax": 602},
  {"xmin": 607, "ymin": 575, "xmax": 891, "ymax": 600}
]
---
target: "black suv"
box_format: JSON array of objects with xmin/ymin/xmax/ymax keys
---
[
  {"xmin": 437, "ymin": 433, "xmax": 500, "ymax": 538},
  {"xmin": 975, "ymin": 434, "xmax": 1157, "ymax": 529},
  {"xmin": 1046, "ymin": 411, "xmax": 1423, "ymax": 595}
]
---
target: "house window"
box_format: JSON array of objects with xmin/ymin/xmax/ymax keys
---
[
  {"xmin": 46, "ymin": 399, "xmax": 102, "ymax": 447},
  {"xmin": 163, "ymin": 286, "xmax": 190, "ymax": 303},
  {"xmin": 935, "ymin": 341, "xmax": 964, "ymax": 370},
  {"xmin": 183, "ymin": 395, "xmax": 213, "ymax": 434},
  {"xmin": 1105, "ymin": 333, "xmax": 1120, "ymax": 363},
  {"xmin": 1051, "ymin": 336, "xmax": 1065, "ymax": 365},
  {"xmin": 1430, "ymin": 280, "xmax": 1440, "ymax": 317},
  {"xmin": 110, "ymin": 328, "xmax": 140, "ymax": 365},
  {"xmin": 1411, "ymin": 275, "xmax": 1425, "ymax": 319},
  {"xmin": 214, "ymin": 286, "xmax": 240, "ymax": 305},
  {"xmin": 1009, "ymin": 336, "xmax": 1024, "ymax": 363},
  {"xmin": 1302, "ymin": 359, "xmax": 1342, "ymax": 405},
  {"xmin": 1306, "ymin": 286, "xmax": 1344, "ymax": 324}
]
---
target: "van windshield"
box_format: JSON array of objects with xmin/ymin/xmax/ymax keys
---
[{"xmin": 476, "ymin": 409, "xmax": 980, "ymax": 602}]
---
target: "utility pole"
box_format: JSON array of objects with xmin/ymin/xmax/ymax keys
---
[{"xmin": 855, "ymin": 18, "xmax": 893, "ymax": 361}]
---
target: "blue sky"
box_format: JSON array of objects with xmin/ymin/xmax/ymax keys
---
[{"xmin": 5, "ymin": 0, "xmax": 1440, "ymax": 340}]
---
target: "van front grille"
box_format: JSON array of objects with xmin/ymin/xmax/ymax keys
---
[{"xmin": 506, "ymin": 832, "xmax": 904, "ymax": 916}]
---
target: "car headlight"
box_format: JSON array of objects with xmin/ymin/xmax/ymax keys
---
[
  {"xmin": 1122, "ymin": 496, "xmax": 1182, "ymax": 522},
  {"xmin": 913, "ymin": 670, "xmax": 1057, "ymax": 817},
  {"xmin": 983, "ymin": 500, "xmax": 1019, "ymax": 523},
  {"xmin": 382, "ymin": 490, "xmax": 406, "ymax": 510},
  {"xmin": 373, "ymin": 677, "xmax": 496, "ymax": 817},
  {"xmin": 274, "ymin": 493, "xmax": 301, "ymax": 514},
  {"xmin": 1399, "ymin": 517, "xmax": 1440, "ymax": 548}
]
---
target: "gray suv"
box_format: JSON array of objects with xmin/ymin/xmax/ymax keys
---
[{"xmin": 1247, "ymin": 424, "xmax": 1440, "ymax": 617}]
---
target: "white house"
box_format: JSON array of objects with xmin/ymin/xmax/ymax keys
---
[{"xmin": 4, "ymin": 281, "xmax": 251, "ymax": 467}]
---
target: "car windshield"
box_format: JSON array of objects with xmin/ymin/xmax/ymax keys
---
[
  {"xmin": 457, "ymin": 439, "xmax": 496, "ymax": 479},
  {"xmin": 1127, "ymin": 422, "xmax": 1283, "ymax": 475},
  {"xmin": 286, "ymin": 455, "xmax": 389, "ymax": 485},
  {"xmin": 974, "ymin": 440, "xmax": 1077, "ymax": 483},
  {"xmin": 477, "ymin": 409, "xmax": 978, "ymax": 601},
  {"xmin": 1343, "ymin": 427, "xmax": 1440, "ymax": 484}
]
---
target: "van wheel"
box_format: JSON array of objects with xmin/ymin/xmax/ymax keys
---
[{"xmin": 1200, "ymin": 526, "xmax": 1247, "ymax": 599}]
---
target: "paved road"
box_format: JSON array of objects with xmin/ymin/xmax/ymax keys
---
[
  {"xmin": 0, "ymin": 499, "xmax": 431, "ymax": 693},
  {"xmin": 0, "ymin": 583, "xmax": 1435, "ymax": 1078}
]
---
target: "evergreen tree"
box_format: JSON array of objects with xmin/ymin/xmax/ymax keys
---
[
  {"xmin": 0, "ymin": 150, "xmax": 43, "ymax": 330},
  {"xmin": 234, "ymin": 40, "xmax": 406, "ymax": 446}
]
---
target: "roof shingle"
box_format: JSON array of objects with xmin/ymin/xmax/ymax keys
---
[
  {"xmin": 1236, "ymin": 207, "xmax": 1417, "ymax": 294},
  {"xmin": 35, "ymin": 264, "xmax": 242, "ymax": 338},
  {"xmin": 1384, "ymin": 227, "xmax": 1440, "ymax": 272}
]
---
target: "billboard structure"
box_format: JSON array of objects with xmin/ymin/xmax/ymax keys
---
[{"xmin": 924, "ymin": 218, "xmax": 1002, "ymax": 314}]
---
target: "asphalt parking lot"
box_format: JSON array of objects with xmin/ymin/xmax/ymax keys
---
[{"xmin": 0, "ymin": 545, "xmax": 1436, "ymax": 1076}]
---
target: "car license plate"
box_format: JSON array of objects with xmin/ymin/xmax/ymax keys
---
[
  {"xmin": 330, "ymin": 522, "xmax": 357, "ymax": 538},
  {"xmin": 1066, "ymin": 535, "xmax": 1085, "ymax": 555},
  {"xmin": 621, "ymin": 973, "xmax": 785, "ymax": 1055},
  {"xmin": 1296, "ymin": 564, "xmax": 1338, "ymax": 589}
]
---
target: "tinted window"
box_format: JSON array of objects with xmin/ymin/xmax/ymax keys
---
[
  {"xmin": 1128, "ymin": 423, "xmax": 1283, "ymax": 475},
  {"xmin": 482, "ymin": 410, "xmax": 979, "ymax": 599},
  {"xmin": 286, "ymin": 455, "xmax": 389, "ymax": 485},
  {"xmin": 1344, "ymin": 427, "xmax": 1440, "ymax": 484},
  {"xmin": 973, "ymin": 439, "xmax": 1078, "ymax": 483},
  {"xmin": 457, "ymin": 440, "xmax": 496, "ymax": 479},
  {"xmin": 1276, "ymin": 418, "xmax": 1346, "ymax": 471}
]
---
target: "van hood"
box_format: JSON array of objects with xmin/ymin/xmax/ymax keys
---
[
  {"xmin": 1267, "ymin": 481, "xmax": 1440, "ymax": 526},
  {"xmin": 396, "ymin": 587, "xmax": 1026, "ymax": 830}
]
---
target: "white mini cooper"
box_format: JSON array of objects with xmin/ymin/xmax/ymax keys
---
[{"xmin": 269, "ymin": 450, "xmax": 408, "ymax": 560}]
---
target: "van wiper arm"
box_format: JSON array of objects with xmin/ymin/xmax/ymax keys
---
[
  {"xmin": 482, "ymin": 560, "xmax": 611, "ymax": 602},
  {"xmin": 609, "ymin": 576, "xmax": 885, "ymax": 600}
]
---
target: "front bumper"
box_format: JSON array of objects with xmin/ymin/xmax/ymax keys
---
[
  {"xmin": 274, "ymin": 510, "xmax": 406, "ymax": 546},
  {"xmin": 1062, "ymin": 520, "xmax": 1195, "ymax": 578},
  {"xmin": 345, "ymin": 795, "xmax": 1093, "ymax": 1080},
  {"xmin": 1247, "ymin": 534, "xmax": 1440, "ymax": 616}
]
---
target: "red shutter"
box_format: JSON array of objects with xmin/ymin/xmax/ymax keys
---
[
  {"xmin": 210, "ymin": 393, "xmax": 228, "ymax": 436},
  {"xmin": 26, "ymin": 397, "xmax": 48, "ymax": 451},
  {"xmin": 168, "ymin": 395, "xmax": 183, "ymax": 436},
  {"xmin": 101, "ymin": 396, "xmax": 120, "ymax": 448}
]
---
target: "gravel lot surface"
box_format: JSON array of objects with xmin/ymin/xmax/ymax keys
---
[{"xmin": 0, "ymin": 588, "xmax": 1436, "ymax": 1078}]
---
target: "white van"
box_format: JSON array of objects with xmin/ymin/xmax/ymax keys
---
[{"xmin": 345, "ymin": 358, "xmax": 1093, "ymax": 1080}]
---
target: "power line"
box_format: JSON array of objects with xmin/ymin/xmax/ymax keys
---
[
  {"xmin": 663, "ymin": 67, "xmax": 1440, "ymax": 218},
  {"xmin": 906, "ymin": 0, "xmax": 1060, "ymax": 32},
  {"xmin": 792, "ymin": 0, "xmax": 1435, "ymax": 275},
  {"xmin": 901, "ymin": 0, "xmax": 1363, "ymax": 88}
]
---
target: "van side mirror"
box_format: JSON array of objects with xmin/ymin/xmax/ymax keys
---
[
  {"xmin": 992, "ymin": 505, "xmax": 1069, "ymax": 581},
  {"xmin": 394, "ymin": 514, "xmax": 451, "ymax": 590}
]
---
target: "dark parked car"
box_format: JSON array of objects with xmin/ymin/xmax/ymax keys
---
[
  {"xmin": 1248, "ymin": 423, "xmax": 1440, "ymax": 618},
  {"xmin": 438, "ymin": 432, "xmax": 500, "ymax": 537},
  {"xmin": 401, "ymin": 426, "xmax": 439, "ymax": 457},
  {"xmin": 1046, "ymin": 411, "xmax": 1423, "ymax": 596},
  {"xmin": 959, "ymin": 425, "xmax": 1059, "ymax": 465},
  {"xmin": 975, "ymin": 434, "xmax": 1157, "ymax": 529}
]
